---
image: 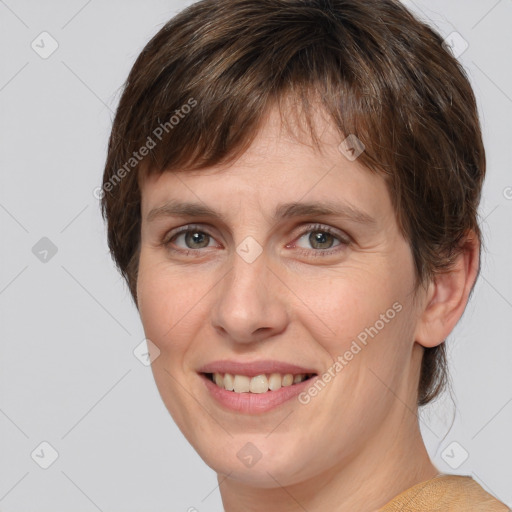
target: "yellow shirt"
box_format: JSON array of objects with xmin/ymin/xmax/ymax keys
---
[{"xmin": 379, "ymin": 474, "xmax": 509, "ymax": 511}]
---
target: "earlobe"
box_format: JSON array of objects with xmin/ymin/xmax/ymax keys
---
[{"xmin": 414, "ymin": 231, "xmax": 480, "ymax": 349}]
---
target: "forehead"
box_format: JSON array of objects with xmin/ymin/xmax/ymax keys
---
[{"xmin": 139, "ymin": 104, "xmax": 390, "ymax": 226}]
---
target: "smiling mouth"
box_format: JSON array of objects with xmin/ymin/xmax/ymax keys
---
[{"xmin": 203, "ymin": 372, "xmax": 317, "ymax": 393}]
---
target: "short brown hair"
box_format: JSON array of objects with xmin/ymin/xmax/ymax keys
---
[{"xmin": 101, "ymin": 0, "xmax": 486, "ymax": 406}]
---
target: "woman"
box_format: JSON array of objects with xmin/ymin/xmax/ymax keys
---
[{"xmin": 100, "ymin": 0, "xmax": 508, "ymax": 509}]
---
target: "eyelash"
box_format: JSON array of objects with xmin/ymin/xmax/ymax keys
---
[{"xmin": 162, "ymin": 223, "xmax": 350, "ymax": 258}]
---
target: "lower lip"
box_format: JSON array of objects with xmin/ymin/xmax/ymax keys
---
[{"xmin": 200, "ymin": 373, "xmax": 318, "ymax": 414}]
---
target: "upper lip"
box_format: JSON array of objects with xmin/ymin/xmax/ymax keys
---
[{"xmin": 198, "ymin": 359, "xmax": 318, "ymax": 377}]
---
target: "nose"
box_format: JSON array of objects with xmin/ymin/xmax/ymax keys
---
[{"xmin": 210, "ymin": 249, "xmax": 289, "ymax": 344}]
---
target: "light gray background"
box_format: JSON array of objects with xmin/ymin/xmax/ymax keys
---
[{"xmin": 0, "ymin": 1, "xmax": 511, "ymax": 510}]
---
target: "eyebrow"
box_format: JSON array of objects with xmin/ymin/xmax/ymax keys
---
[{"xmin": 146, "ymin": 199, "xmax": 377, "ymax": 226}]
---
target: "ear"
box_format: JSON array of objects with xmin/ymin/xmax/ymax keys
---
[{"xmin": 414, "ymin": 231, "xmax": 481, "ymax": 348}]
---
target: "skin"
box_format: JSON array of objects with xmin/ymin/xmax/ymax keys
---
[{"xmin": 136, "ymin": 103, "xmax": 480, "ymax": 511}]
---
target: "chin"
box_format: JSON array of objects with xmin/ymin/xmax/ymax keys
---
[{"xmin": 197, "ymin": 437, "xmax": 317, "ymax": 489}]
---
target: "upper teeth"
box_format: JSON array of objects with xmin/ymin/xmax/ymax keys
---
[{"xmin": 211, "ymin": 373, "xmax": 311, "ymax": 393}]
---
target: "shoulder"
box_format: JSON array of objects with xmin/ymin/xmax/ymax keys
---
[{"xmin": 379, "ymin": 474, "xmax": 509, "ymax": 512}]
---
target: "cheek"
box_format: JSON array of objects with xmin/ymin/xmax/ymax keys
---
[
  {"xmin": 137, "ymin": 257, "xmax": 203, "ymax": 353},
  {"xmin": 293, "ymin": 269, "xmax": 417, "ymax": 394},
  {"xmin": 290, "ymin": 266, "xmax": 405, "ymax": 346}
]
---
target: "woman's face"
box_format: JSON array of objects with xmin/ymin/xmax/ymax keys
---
[{"xmin": 136, "ymin": 106, "xmax": 429, "ymax": 487}]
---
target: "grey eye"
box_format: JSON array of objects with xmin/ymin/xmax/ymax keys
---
[
  {"xmin": 175, "ymin": 230, "xmax": 213, "ymax": 249},
  {"xmin": 296, "ymin": 230, "xmax": 341, "ymax": 250}
]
